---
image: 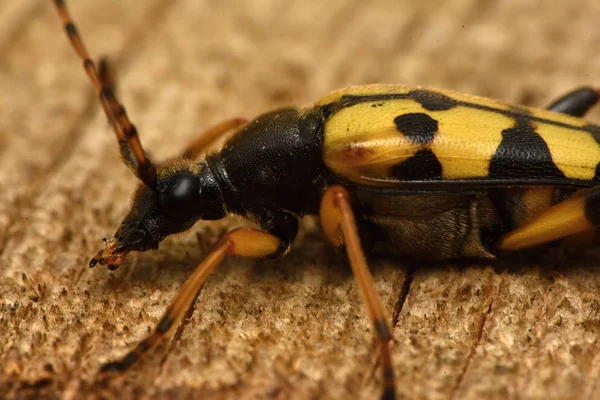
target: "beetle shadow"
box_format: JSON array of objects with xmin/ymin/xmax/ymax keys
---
[
  {"xmin": 370, "ymin": 245, "xmax": 600, "ymax": 280},
  {"xmin": 493, "ymin": 247, "xmax": 600, "ymax": 281}
]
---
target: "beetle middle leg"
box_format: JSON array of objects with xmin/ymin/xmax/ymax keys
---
[
  {"xmin": 320, "ymin": 185, "xmax": 395, "ymax": 400},
  {"xmin": 546, "ymin": 87, "xmax": 600, "ymax": 117},
  {"xmin": 100, "ymin": 228, "xmax": 281, "ymax": 373}
]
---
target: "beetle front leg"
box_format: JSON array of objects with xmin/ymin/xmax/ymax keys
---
[
  {"xmin": 100, "ymin": 228, "xmax": 281, "ymax": 373},
  {"xmin": 320, "ymin": 185, "xmax": 395, "ymax": 400}
]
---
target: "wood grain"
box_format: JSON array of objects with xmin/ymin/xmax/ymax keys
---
[{"xmin": 1, "ymin": 1, "xmax": 600, "ymax": 399}]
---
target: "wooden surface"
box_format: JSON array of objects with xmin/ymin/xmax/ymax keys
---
[{"xmin": 2, "ymin": 1, "xmax": 600, "ymax": 399}]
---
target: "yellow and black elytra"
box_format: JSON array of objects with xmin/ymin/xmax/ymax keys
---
[{"xmin": 52, "ymin": 1, "xmax": 600, "ymax": 399}]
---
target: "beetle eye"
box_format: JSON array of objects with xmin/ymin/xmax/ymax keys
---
[{"xmin": 158, "ymin": 173, "xmax": 201, "ymax": 220}]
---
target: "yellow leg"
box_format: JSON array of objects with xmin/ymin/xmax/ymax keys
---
[
  {"xmin": 100, "ymin": 228, "xmax": 280, "ymax": 373},
  {"xmin": 498, "ymin": 187, "xmax": 600, "ymax": 251},
  {"xmin": 320, "ymin": 185, "xmax": 396, "ymax": 400}
]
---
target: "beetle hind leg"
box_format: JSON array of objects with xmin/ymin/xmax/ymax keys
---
[
  {"xmin": 320, "ymin": 185, "xmax": 396, "ymax": 400},
  {"xmin": 498, "ymin": 187, "xmax": 600, "ymax": 251},
  {"xmin": 546, "ymin": 87, "xmax": 600, "ymax": 117}
]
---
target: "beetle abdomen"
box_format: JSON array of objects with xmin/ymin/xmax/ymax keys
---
[{"xmin": 353, "ymin": 186, "xmax": 582, "ymax": 259}]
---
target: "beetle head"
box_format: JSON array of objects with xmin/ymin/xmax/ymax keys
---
[{"xmin": 90, "ymin": 161, "xmax": 226, "ymax": 270}]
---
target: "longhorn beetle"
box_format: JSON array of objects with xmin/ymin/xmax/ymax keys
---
[{"xmin": 52, "ymin": 1, "xmax": 600, "ymax": 399}]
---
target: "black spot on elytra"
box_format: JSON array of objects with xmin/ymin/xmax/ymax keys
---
[
  {"xmin": 408, "ymin": 89, "xmax": 458, "ymax": 111},
  {"xmin": 488, "ymin": 118, "xmax": 565, "ymax": 180},
  {"xmin": 394, "ymin": 113, "xmax": 438, "ymax": 145},
  {"xmin": 391, "ymin": 149, "xmax": 442, "ymax": 180},
  {"xmin": 595, "ymin": 163, "xmax": 600, "ymax": 182}
]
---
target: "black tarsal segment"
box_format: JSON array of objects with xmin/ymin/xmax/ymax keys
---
[
  {"xmin": 137, "ymin": 339, "xmax": 151, "ymax": 353},
  {"xmin": 391, "ymin": 149, "xmax": 443, "ymax": 180},
  {"xmin": 100, "ymin": 357, "xmax": 133, "ymax": 373},
  {"xmin": 156, "ymin": 315, "xmax": 174, "ymax": 333},
  {"xmin": 394, "ymin": 113, "xmax": 438, "ymax": 145},
  {"xmin": 122, "ymin": 352, "xmax": 139, "ymax": 367},
  {"xmin": 374, "ymin": 320, "xmax": 391, "ymax": 340},
  {"xmin": 488, "ymin": 118, "xmax": 566, "ymax": 180},
  {"xmin": 382, "ymin": 386, "xmax": 395, "ymax": 400},
  {"xmin": 383, "ymin": 367, "xmax": 395, "ymax": 383},
  {"xmin": 408, "ymin": 89, "xmax": 458, "ymax": 111}
]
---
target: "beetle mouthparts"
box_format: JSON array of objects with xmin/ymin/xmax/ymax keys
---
[{"xmin": 89, "ymin": 236, "xmax": 129, "ymax": 270}]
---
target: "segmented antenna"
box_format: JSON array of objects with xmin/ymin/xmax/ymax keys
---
[{"xmin": 52, "ymin": 0, "xmax": 157, "ymax": 189}]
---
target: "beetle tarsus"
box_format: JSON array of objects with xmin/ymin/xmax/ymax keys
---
[
  {"xmin": 99, "ymin": 360, "xmax": 128, "ymax": 374},
  {"xmin": 381, "ymin": 387, "xmax": 395, "ymax": 400}
]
